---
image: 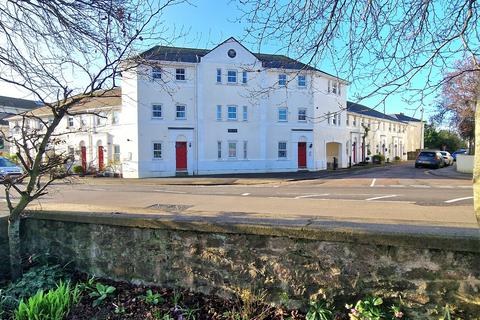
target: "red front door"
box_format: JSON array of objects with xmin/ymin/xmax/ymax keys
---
[
  {"xmin": 298, "ymin": 142, "xmax": 307, "ymax": 168},
  {"xmin": 81, "ymin": 146, "xmax": 87, "ymax": 172},
  {"xmin": 176, "ymin": 142, "xmax": 187, "ymax": 171},
  {"xmin": 98, "ymin": 146, "xmax": 104, "ymax": 171}
]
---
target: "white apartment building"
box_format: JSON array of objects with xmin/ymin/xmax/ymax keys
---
[
  {"xmin": 346, "ymin": 102, "xmax": 423, "ymax": 164},
  {"xmin": 119, "ymin": 37, "xmax": 349, "ymax": 178},
  {"xmin": 7, "ymin": 38, "xmax": 423, "ymax": 178}
]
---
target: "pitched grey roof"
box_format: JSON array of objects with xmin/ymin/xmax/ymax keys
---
[
  {"xmin": 0, "ymin": 95, "xmax": 40, "ymax": 110},
  {"xmin": 390, "ymin": 113, "xmax": 422, "ymax": 122},
  {"xmin": 140, "ymin": 37, "xmax": 339, "ymax": 76},
  {"xmin": 347, "ymin": 101, "xmax": 405, "ymax": 123}
]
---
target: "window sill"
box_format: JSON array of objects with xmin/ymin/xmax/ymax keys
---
[
  {"xmin": 175, "ymin": 118, "xmax": 187, "ymax": 121},
  {"xmin": 151, "ymin": 117, "xmax": 163, "ymax": 120}
]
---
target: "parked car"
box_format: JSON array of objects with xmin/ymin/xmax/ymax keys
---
[
  {"xmin": 451, "ymin": 149, "xmax": 467, "ymax": 161},
  {"xmin": 0, "ymin": 157, "xmax": 23, "ymax": 181},
  {"xmin": 415, "ymin": 150, "xmax": 445, "ymax": 169},
  {"xmin": 439, "ymin": 151, "xmax": 454, "ymax": 166}
]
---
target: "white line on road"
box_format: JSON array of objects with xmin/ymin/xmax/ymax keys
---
[
  {"xmin": 370, "ymin": 178, "xmax": 376, "ymax": 187},
  {"xmin": 241, "ymin": 193, "xmax": 251, "ymax": 196},
  {"xmin": 294, "ymin": 194, "xmax": 330, "ymax": 199},
  {"xmin": 389, "ymin": 185, "xmax": 405, "ymax": 188},
  {"xmin": 444, "ymin": 196, "xmax": 473, "ymax": 203},
  {"xmin": 154, "ymin": 189, "xmax": 188, "ymax": 194},
  {"xmin": 458, "ymin": 186, "xmax": 473, "ymax": 189},
  {"xmin": 365, "ymin": 195, "xmax": 398, "ymax": 201},
  {"xmin": 437, "ymin": 186, "xmax": 454, "ymax": 189},
  {"xmin": 411, "ymin": 185, "xmax": 431, "ymax": 188}
]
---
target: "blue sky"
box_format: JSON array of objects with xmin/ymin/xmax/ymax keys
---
[{"xmin": 157, "ymin": 1, "xmax": 436, "ymax": 120}]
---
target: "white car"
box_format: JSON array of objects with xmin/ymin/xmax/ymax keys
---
[
  {"xmin": 0, "ymin": 157, "xmax": 23, "ymax": 181},
  {"xmin": 439, "ymin": 151, "xmax": 454, "ymax": 166}
]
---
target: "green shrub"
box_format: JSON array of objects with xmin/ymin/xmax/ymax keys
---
[
  {"xmin": 88, "ymin": 283, "xmax": 116, "ymax": 307},
  {"xmin": 394, "ymin": 156, "xmax": 401, "ymax": 161},
  {"xmin": 72, "ymin": 165, "xmax": 84, "ymax": 174},
  {"xmin": 372, "ymin": 154, "xmax": 385, "ymax": 163},
  {"xmin": 140, "ymin": 289, "xmax": 163, "ymax": 305},
  {"xmin": 6, "ymin": 265, "xmax": 70, "ymax": 302},
  {"xmin": 306, "ymin": 299, "xmax": 333, "ymax": 320},
  {"xmin": 14, "ymin": 281, "xmax": 79, "ymax": 320}
]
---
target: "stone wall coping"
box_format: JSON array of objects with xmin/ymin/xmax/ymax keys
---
[{"xmin": 23, "ymin": 209, "xmax": 480, "ymax": 253}]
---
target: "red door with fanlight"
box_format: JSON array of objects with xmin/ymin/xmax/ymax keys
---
[
  {"xmin": 176, "ymin": 142, "xmax": 187, "ymax": 171},
  {"xmin": 81, "ymin": 146, "xmax": 87, "ymax": 172},
  {"xmin": 98, "ymin": 146, "xmax": 104, "ymax": 171},
  {"xmin": 298, "ymin": 142, "xmax": 307, "ymax": 169}
]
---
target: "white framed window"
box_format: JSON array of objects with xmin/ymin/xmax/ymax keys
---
[
  {"xmin": 227, "ymin": 105, "xmax": 237, "ymax": 120},
  {"xmin": 216, "ymin": 68, "xmax": 222, "ymax": 83},
  {"xmin": 346, "ymin": 116, "xmax": 350, "ymax": 126},
  {"xmin": 152, "ymin": 67, "xmax": 162, "ymax": 80},
  {"xmin": 327, "ymin": 112, "xmax": 331, "ymax": 125},
  {"xmin": 353, "ymin": 116, "xmax": 357, "ymax": 126},
  {"xmin": 337, "ymin": 114, "xmax": 341, "ymax": 126},
  {"xmin": 113, "ymin": 145, "xmax": 121, "ymax": 161},
  {"xmin": 278, "ymin": 142, "xmax": 287, "ymax": 158},
  {"xmin": 227, "ymin": 70, "xmax": 237, "ymax": 83},
  {"xmin": 68, "ymin": 146, "xmax": 75, "ymax": 158},
  {"xmin": 153, "ymin": 142, "xmax": 162, "ymax": 159},
  {"xmin": 97, "ymin": 112, "xmax": 107, "ymax": 126},
  {"xmin": 242, "ymin": 71, "xmax": 247, "ymax": 84},
  {"xmin": 228, "ymin": 141, "xmax": 237, "ymax": 158},
  {"xmin": 333, "ymin": 113, "xmax": 337, "ymax": 125},
  {"xmin": 176, "ymin": 105, "xmax": 186, "ymax": 119},
  {"xmin": 298, "ymin": 108, "xmax": 307, "ymax": 121},
  {"xmin": 278, "ymin": 74, "xmax": 287, "ymax": 86},
  {"xmin": 152, "ymin": 104, "xmax": 162, "ymax": 119},
  {"xmin": 278, "ymin": 108, "xmax": 288, "ymax": 121},
  {"xmin": 216, "ymin": 105, "xmax": 222, "ymax": 121},
  {"xmin": 298, "ymin": 75, "xmax": 306, "ymax": 87},
  {"xmin": 332, "ymin": 81, "xmax": 338, "ymax": 94},
  {"xmin": 112, "ymin": 111, "xmax": 120, "ymax": 124},
  {"xmin": 217, "ymin": 141, "xmax": 222, "ymax": 159},
  {"xmin": 67, "ymin": 116, "xmax": 74, "ymax": 128},
  {"xmin": 243, "ymin": 141, "xmax": 248, "ymax": 159},
  {"xmin": 176, "ymin": 68, "xmax": 186, "ymax": 81},
  {"xmin": 242, "ymin": 106, "xmax": 248, "ymax": 121}
]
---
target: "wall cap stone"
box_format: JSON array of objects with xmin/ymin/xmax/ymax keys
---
[{"xmin": 23, "ymin": 209, "xmax": 480, "ymax": 253}]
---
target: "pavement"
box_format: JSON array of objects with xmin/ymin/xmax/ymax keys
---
[{"xmin": 4, "ymin": 161, "xmax": 472, "ymax": 230}]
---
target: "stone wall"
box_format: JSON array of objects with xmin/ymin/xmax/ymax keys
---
[
  {"xmin": 0, "ymin": 216, "xmax": 9, "ymax": 280},
  {"xmin": 20, "ymin": 213, "xmax": 480, "ymax": 318}
]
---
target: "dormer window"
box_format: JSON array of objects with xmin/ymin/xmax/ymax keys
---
[
  {"xmin": 278, "ymin": 74, "xmax": 287, "ymax": 86},
  {"xmin": 67, "ymin": 116, "xmax": 74, "ymax": 128}
]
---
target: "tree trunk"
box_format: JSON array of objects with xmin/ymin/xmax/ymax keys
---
[
  {"xmin": 8, "ymin": 217, "xmax": 22, "ymax": 281},
  {"xmin": 474, "ymin": 96, "xmax": 480, "ymax": 225}
]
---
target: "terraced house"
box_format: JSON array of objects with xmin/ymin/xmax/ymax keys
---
[
  {"xmin": 7, "ymin": 38, "xmax": 423, "ymax": 178},
  {"xmin": 346, "ymin": 102, "xmax": 423, "ymax": 164}
]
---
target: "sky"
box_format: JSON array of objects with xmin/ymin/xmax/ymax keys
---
[{"xmin": 0, "ymin": 0, "xmax": 439, "ymax": 121}]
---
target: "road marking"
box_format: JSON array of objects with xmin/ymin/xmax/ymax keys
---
[
  {"xmin": 437, "ymin": 186, "xmax": 454, "ymax": 189},
  {"xmin": 458, "ymin": 186, "xmax": 473, "ymax": 189},
  {"xmin": 411, "ymin": 185, "xmax": 430, "ymax": 188},
  {"xmin": 154, "ymin": 189, "xmax": 188, "ymax": 194},
  {"xmin": 241, "ymin": 193, "xmax": 251, "ymax": 196},
  {"xmin": 365, "ymin": 195, "xmax": 398, "ymax": 201},
  {"xmin": 389, "ymin": 185, "xmax": 405, "ymax": 188},
  {"xmin": 294, "ymin": 193, "xmax": 330, "ymax": 199},
  {"xmin": 370, "ymin": 178, "xmax": 376, "ymax": 187},
  {"xmin": 444, "ymin": 196, "xmax": 473, "ymax": 203}
]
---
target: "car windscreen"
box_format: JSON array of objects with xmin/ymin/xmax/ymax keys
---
[
  {"xmin": 0, "ymin": 158, "xmax": 17, "ymax": 167},
  {"xmin": 419, "ymin": 152, "xmax": 436, "ymax": 158},
  {"xmin": 440, "ymin": 152, "xmax": 448, "ymax": 156}
]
